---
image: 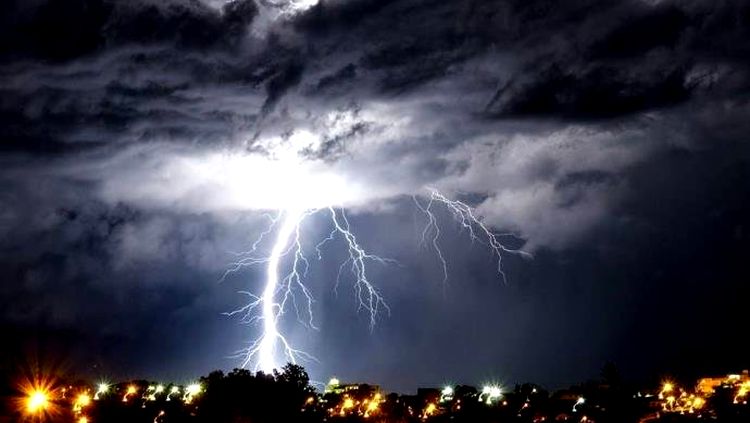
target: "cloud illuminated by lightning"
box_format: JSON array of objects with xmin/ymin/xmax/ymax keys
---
[{"xmin": 85, "ymin": 127, "xmax": 527, "ymax": 373}]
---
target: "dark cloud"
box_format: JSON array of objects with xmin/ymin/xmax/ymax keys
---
[
  {"xmin": 485, "ymin": 63, "xmax": 692, "ymax": 119},
  {"xmin": 0, "ymin": 0, "xmax": 258, "ymax": 62}
]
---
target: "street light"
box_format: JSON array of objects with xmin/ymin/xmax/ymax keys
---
[
  {"xmin": 26, "ymin": 390, "xmax": 49, "ymax": 414},
  {"xmin": 573, "ymin": 397, "xmax": 585, "ymax": 412}
]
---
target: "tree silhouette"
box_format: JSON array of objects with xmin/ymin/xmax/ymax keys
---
[{"xmin": 195, "ymin": 363, "xmax": 315, "ymax": 423}]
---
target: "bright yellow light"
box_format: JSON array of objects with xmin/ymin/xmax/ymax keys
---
[
  {"xmin": 424, "ymin": 402, "xmax": 437, "ymax": 417},
  {"xmin": 342, "ymin": 398, "xmax": 354, "ymax": 409},
  {"xmin": 123, "ymin": 385, "xmax": 137, "ymax": 402},
  {"xmin": 155, "ymin": 385, "xmax": 165, "ymax": 393},
  {"xmin": 78, "ymin": 417, "xmax": 88, "ymax": 423},
  {"xmin": 328, "ymin": 377, "xmax": 340, "ymax": 386},
  {"xmin": 662, "ymin": 382, "xmax": 674, "ymax": 393},
  {"xmin": 73, "ymin": 393, "xmax": 92, "ymax": 413},
  {"xmin": 77, "ymin": 393, "xmax": 91, "ymax": 407},
  {"xmin": 16, "ymin": 371, "xmax": 61, "ymax": 419},
  {"xmin": 26, "ymin": 390, "xmax": 49, "ymax": 413}
]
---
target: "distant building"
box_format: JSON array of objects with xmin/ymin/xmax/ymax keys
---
[{"xmin": 324, "ymin": 378, "xmax": 380, "ymax": 398}]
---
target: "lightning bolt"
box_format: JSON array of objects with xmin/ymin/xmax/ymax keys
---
[
  {"xmin": 226, "ymin": 189, "xmax": 527, "ymax": 373},
  {"xmin": 414, "ymin": 188, "xmax": 531, "ymax": 285},
  {"xmin": 225, "ymin": 206, "xmax": 392, "ymax": 373}
]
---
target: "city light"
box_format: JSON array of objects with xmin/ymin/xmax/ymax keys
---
[
  {"xmin": 17, "ymin": 373, "xmax": 59, "ymax": 419},
  {"xmin": 184, "ymin": 383, "xmax": 202, "ymax": 404},
  {"xmin": 123, "ymin": 385, "xmax": 137, "ymax": 402},
  {"xmin": 480, "ymin": 385, "xmax": 503, "ymax": 404},
  {"xmin": 26, "ymin": 390, "xmax": 49, "ymax": 414},
  {"xmin": 145, "ymin": 385, "xmax": 157, "ymax": 401},
  {"xmin": 167, "ymin": 386, "xmax": 180, "ymax": 401},
  {"xmin": 94, "ymin": 383, "xmax": 109, "ymax": 400},
  {"xmin": 735, "ymin": 381, "xmax": 750, "ymax": 403},
  {"xmin": 573, "ymin": 396, "xmax": 585, "ymax": 412},
  {"xmin": 6, "ymin": 368, "xmax": 750, "ymax": 422},
  {"xmin": 421, "ymin": 402, "xmax": 437, "ymax": 420},
  {"xmin": 440, "ymin": 385, "xmax": 454, "ymax": 402},
  {"xmin": 73, "ymin": 393, "xmax": 91, "ymax": 413}
]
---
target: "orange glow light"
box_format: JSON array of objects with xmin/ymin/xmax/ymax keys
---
[{"xmin": 26, "ymin": 390, "xmax": 49, "ymax": 413}]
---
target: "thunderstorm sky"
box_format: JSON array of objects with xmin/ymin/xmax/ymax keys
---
[{"xmin": 1, "ymin": 0, "xmax": 750, "ymax": 392}]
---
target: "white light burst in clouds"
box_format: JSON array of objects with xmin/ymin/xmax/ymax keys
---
[
  {"xmin": 189, "ymin": 150, "xmax": 355, "ymax": 211},
  {"xmin": 97, "ymin": 130, "xmax": 369, "ymax": 212},
  {"xmin": 87, "ymin": 127, "xmax": 524, "ymax": 373}
]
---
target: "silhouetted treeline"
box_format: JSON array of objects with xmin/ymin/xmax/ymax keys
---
[
  {"xmin": 195, "ymin": 363, "xmax": 318, "ymax": 423},
  {"xmin": 89, "ymin": 363, "xmax": 318, "ymax": 423}
]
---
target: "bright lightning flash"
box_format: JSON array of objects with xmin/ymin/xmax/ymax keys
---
[
  {"xmin": 226, "ymin": 206, "xmax": 392, "ymax": 373},
  {"xmin": 218, "ymin": 130, "xmax": 525, "ymax": 373},
  {"xmin": 226, "ymin": 191, "xmax": 524, "ymax": 373}
]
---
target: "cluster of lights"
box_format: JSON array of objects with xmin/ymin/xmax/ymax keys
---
[
  {"xmin": 655, "ymin": 373, "xmax": 750, "ymax": 414},
  {"xmin": 143, "ymin": 385, "xmax": 165, "ymax": 401},
  {"xmin": 422, "ymin": 402, "xmax": 437, "ymax": 420},
  {"xmin": 15, "ymin": 370, "xmax": 750, "ymax": 423},
  {"xmin": 733, "ymin": 381, "xmax": 750, "ymax": 405},
  {"xmin": 18, "ymin": 380, "xmax": 203, "ymax": 423},
  {"xmin": 658, "ymin": 381, "xmax": 706, "ymax": 414},
  {"xmin": 328, "ymin": 392, "xmax": 382, "ymax": 418},
  {"xmin": 113, "ymin": 383, "xmax": 201, "ymax": 404}
]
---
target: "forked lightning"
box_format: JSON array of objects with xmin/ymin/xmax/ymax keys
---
[{"xmin": 226, "ymin": 189, "xmax": 526, "ymax": 373}]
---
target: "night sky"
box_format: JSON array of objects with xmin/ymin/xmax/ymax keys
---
[{"xmin": 1, "ymin": 0, "xmax": 750, "ymax": 393}]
